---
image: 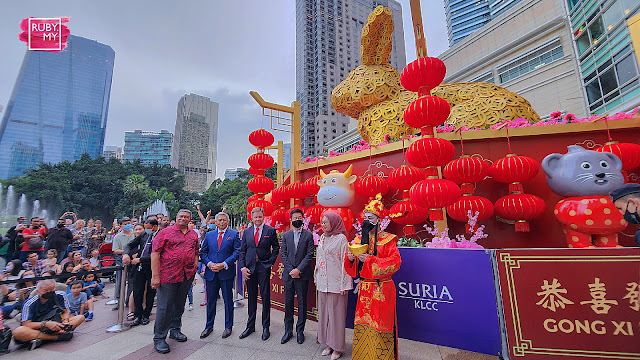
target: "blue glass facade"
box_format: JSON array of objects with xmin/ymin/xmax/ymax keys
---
[
  {"xmin": 444, "ymin": 0, "xmax": 522, "ymax": 45},
  {"xmin": 0, "ymin": 35, "xmax": 114, "ymax": 178},
  {"xmin": 123, "ymin": 130, "xmax": 173, "ymax": 166}
]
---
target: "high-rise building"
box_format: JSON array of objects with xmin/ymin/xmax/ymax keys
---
[
  {"xmin": 103, "ymin": 145, "xmax": 123, "ymax": 161},
  {"xmin": 224, "ymin": 167, "xmax": 248, "ymax": 180},
  {"xmin": 171, "ymin": 94, "xmax": 218, "ymax": 193},
  {"xmin": 0, "ymin": 35, "xmax": 114, "ymax": 178},
  {"xmin": 296, "ymin": 0, "xmax": 406, "ymax": 158},
  {"xmin": 444, "ymin": 0, "xmax": 523, "ymax": 45},
  {"xmin": 123, "ymin": 130, "xmax": 173, "ymax": 166}
]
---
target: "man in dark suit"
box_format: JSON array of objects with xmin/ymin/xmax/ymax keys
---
[
  {"xmin": 199, "ymin": 212, "xmax": 241, "ymax": 339},
  {"xmin": 280, "ymin": 208, "xmax": 315, "ymax": 344},
  {"xmin": 238, "ymin": 207, "xmax": 279, "ymax": 341}
]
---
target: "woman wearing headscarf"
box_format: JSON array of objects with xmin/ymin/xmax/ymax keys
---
[
  {"xmin": 315, "ymin": 212, "xmax": 353, "ymax": 360},
  {"xmin": 345, "ymin": 194, "xmax": 401, "ymax": 360}
]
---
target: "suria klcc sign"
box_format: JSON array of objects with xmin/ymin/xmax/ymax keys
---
[
  {"xmin": 397, "ymin": 281, "xmax": 453, "ymax": 311},
  {"xmin": 19, "ymin": 17, "xmax": 70, "ymax": 52}
]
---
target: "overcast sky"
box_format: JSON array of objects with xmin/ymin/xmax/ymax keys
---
[{"xmin": 0, "ymin": 0, "xmax": 448, "ymax": 178}]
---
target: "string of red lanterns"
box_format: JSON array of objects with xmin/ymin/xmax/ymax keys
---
[{"xmin": 246, "ymin": 129, "xmax": 275, "ymax": 216}]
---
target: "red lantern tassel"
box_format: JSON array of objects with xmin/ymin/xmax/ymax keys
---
[
  {"xmin": 429, "ymin": 209, "xmax": 443, "ymax": 221},
  {"xmin": 404, "ymin": 225, "xmax": 415, "ymax": 235},
  {"xmin": 515, "ymin": 220, "xmax": 530, "ymax": 232},
  {"xmin": 509, "ymin": 182, "xmax": 523, "ymax": 193},
  {"xmin": 461, "ymin": 183, "xmax": 475, "ymax": 194}
]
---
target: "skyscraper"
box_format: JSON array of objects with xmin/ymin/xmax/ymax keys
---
[
  {"xmin": 123, "ymin": 130, "xmax": 173, "ymax": 166},
  {"xmin": 0, "ymin": 35, "xmax": 114, "ymax": 178},
  {"xmin": 296, "ymin": 0, "xmax": 406, "ymax": 158},
  {"xmin": 171, "ymin": 94, "xmax": 218, "ymax": 193},
  {"xmin": 103, "ymin": 145, "xmax": 123, "ymax": 161},
  {"xmin": 444, "ymin": 0, "xmax": 523, "ymax": 45}
]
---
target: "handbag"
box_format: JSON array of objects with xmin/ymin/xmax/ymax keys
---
[{"xmin": 39, "ymin": 294, "xmax": 65, "ymax": 334}]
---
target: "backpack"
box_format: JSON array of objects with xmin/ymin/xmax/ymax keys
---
[{"xmin": 27, "ymin": 235, "xmax": 43, "ymax": 250}]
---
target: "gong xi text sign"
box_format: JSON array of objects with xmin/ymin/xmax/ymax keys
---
[{"xmin": 496, "ymin": 248, "xmax": 640, "ymax": 359}]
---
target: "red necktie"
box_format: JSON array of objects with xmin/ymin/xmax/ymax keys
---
[
  {"xmin": 254, "ymin": 227, "xmax": 260, "ymax": 246},
  {"xmin": 217, "ymin": 231, "xmax": 223, "ymax": 248}
]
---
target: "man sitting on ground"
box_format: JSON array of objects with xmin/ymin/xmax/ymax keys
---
[{"xmin": 12, "ymin": 279, "xmax": 84, "ymax": 350}]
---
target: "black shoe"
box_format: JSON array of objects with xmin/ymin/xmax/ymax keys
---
[
  {"xmin": 200, "ymin": 328, "xmax": 213, "ymax": 339},
  {"xmin": 169, "ymin": 330, "xmax": 187, "ymax": 342},
  {"xmin": 28, "ymin": 339, "xmax": 43, "ymax": 350},
  {"xmin": 221, "ymin": 328, "xmax": 232, "ymax": 338},
  {"xmin": 112, "ymin": 305, "xmax": 119, "ymax": 311},
  {"xmin": 262, "ymin": 328, "xmax": 270, "ymax": 341},
  {"xmin": 141, "ymin": 316, "xmax": 150, "ymax": 325},
  {"xmin": 57, "ymin": 331, "xmax": 74, "ymax": 341},
  {"xmin": 281, "ymin": 332, "xmax": 293, "ymax": 344},
  {"xmin": 239, "ymin": 327, "xmax": 254, "ymax": 339},
  {"xmin": 154, "ymin": 339, "xmax": 170, "ymax": 354},
  {"xmin": 131, "ymin": 317, "xmax": 141, "ymax": 326},
  {"xmin": 297, "ymin": 332, "xmax": 305, "ymax": 344}
]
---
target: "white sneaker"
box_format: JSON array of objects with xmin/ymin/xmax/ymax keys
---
[{"xmin": 188, "ymin": 305, "xmax": 194, "ymax": 311}]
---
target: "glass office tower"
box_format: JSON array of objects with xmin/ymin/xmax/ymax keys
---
[{"xmin": 0, "ymin": 35, "xmax": 115, "ymax": 178}]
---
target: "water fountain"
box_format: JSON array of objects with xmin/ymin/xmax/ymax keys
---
[
  {"xmin": 17, "ymin": 194, "xmax": 28, "ymax": 218},
  {"xmin": 142, "ymin": 199, "xmax": 169, "ymax": 220},
  {"xmin": 4, "ymin": 185, "xmax": 15, "ymax": 219},
  {"xmin": 32, "ymin": 200, "xmax": 40, "ymax": 218}
]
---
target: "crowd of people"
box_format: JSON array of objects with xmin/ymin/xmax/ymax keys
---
[{"xmin": 0, "ymin": 197, "xmax": 401, "ymax": 360}]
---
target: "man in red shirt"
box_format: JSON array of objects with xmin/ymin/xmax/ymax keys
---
[
  {"xmin": 150, "ymin": 209, "xmax": 199, "ymax": 354},
  {"xmin": 20, "ymin": 217, "xmax": 46, "ymax": 261}
]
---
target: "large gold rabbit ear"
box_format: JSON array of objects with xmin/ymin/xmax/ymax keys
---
[{"xmin": 360, "ymin": 6, "xmax": 394, "ymax": 65}]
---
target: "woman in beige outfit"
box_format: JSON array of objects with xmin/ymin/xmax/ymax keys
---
[{"xmin": 314, "ymin": 212, "xmax": 353, "ymax": 360}]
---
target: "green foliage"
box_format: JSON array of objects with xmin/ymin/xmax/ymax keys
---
[{"xmin": 397, "ymin": 237, "xmax": 425, "ymax": 248}]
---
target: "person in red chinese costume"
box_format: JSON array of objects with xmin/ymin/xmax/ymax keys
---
[{"xmin": 345, "ymin": 193, "xmax": 401, "ymax": 360}]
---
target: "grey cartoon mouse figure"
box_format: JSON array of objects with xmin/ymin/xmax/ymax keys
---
[{"xmin": 542, "ymin": 145, "xmax": 627, "ymax": 248}]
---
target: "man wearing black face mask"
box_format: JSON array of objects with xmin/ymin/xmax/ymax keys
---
[
  {"xmin": 279, "ymin": 208, "xmax": 315, "ymax": 344},
  {"xmin": 46, "ymin": 220, "xmax": 74, "ymax": 263},
  {"xmin": 611, "ymin": 184, "xmax": 640, "ymax": 246}
]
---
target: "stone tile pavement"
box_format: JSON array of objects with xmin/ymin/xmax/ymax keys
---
[{"xmin": 0, "ymin": 283, "xmax": 500, "ymax": 360}]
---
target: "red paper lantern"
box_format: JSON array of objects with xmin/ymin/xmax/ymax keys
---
[
  {"xmin": 247, "ymin": 194, "xmax": 261, "ymax": 204},
  {"xmin": 409, "ymin": 179, "xmax": 461, "ymax": 221},
  {"xmin": 270, "ymin": 208, "xmax": 290, "ymax": 228},
  {"xmin": 322, "ymin": 207, "xmax": 355, "ymax": 232},
  {"xmin": 489, "ymin": 154, "xmax": 539, "ymax": 193},
  {"xmin": 595, "ymin": 142, "xmax": 640, "ymax": 170},
  {"xmin": 406, "ymin": 138, "xmax": 455, "ymax": 170},
  {"xmin": 388, "ymin": 165, "xmax": 425, "ymax": 192},
  {"xmin": 289, "ymin": 206, "xmax": 307, "ymax": 216},
  {"xmin": 447, "ymin": 196, "xmax": 494, "ymax": 233},
  {"xmin": 400, "ymin": 57, "xmax": 447, "ymax": 95},
  {"xmin": 389, "ymin": 200, "xmax": 429, "ymax": 235},
  {"xmin": 247, "ymin": 176, "xmax": 274, "ymax": 194},
  {"xmin": 403, "ymin": 96, "xmax": 451, "ymax": 134},
  {"xmin": 444, "ymin": 156, "xmax": 490, "ymax": 194},
  {"xmin": 304, "ymin": 175, "xmax": 322, "ymax": 197},
  {"xmin": 494, "ymin": 193, "xmax": 545, "ymax": 232},
  {"xmin": 249, "ymin": 167, "xmax": 265, "ymax": 176},
  {"xmin": 305, "ymin": 204, "xmax": 325, "ymax": 224},
  {"xmin": 248, "ymin": 152, "xmax": 274, "ymax": 170},
  {"xmin": 354, "ymin": 175, "xmax": 390, "ymax": 199},
  {"xmin": 248, "ymin": 129, "xmax": 274, "ymax": 149},
  {"xmin": 290, "ymin": 182, "xmax": 309, "ymax": 200},
  {"xmin": 247, "ymin": 199, "xmax": 274, "ymax": 216}
]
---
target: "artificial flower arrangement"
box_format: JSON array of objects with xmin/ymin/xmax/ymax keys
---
[{"xmin": 397, "ymin": 211, "xmax": 487, "ymax": 249}]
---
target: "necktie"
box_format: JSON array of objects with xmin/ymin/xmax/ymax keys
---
[
  {"xmin": 294, "ymin": 231, "xmax": 299, "ymax": 253},
  {"xmin": 254, "ymin": 227, "xmax": 260, "ymax": 246},
  {"xmin": 217, "ymin": 231, "xmax": 223, "ymax": 248},
  {"xmin": 141, "ymin": 234, "xmax": 153, "ymax": 257}
]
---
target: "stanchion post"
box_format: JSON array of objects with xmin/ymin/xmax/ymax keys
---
[
  {"xmin": 233, "ymin": 262, "xmax": 244, "ymax": 308},
  {"xmin": 106, "ymin": 265, "xmax": 130, "ymax": 333}
]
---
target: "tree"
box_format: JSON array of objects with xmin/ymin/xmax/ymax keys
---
[{"xmin": 122, "ymin": 174, "xmax": 152, "ymax": 218}]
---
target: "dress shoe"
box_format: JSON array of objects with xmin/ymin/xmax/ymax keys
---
[
  {"xmin": 221, "ymin": 328, "xmax": 232, "ymax": 338},
  {"xmin": 239, "ymin": 327, "xmax": 255, "ymax": 339},
  {"xmin": 154, "ymin": 339, "xmax": 170, "ymax": 354},
  {"xmin": 131, "ymin": 317, "xmax": 141, "ymax": 326},
  {"xmin": 141, "ymin": 316, "xmax": 150, "ymax": 325},
  {"xmin": 200, "ymin": 328, "xmax": 213, "ymax": 339},
  {"xmin": 169, "ymin": 330, "xmax": 187, "ymax": 342},
  {"xmin": 281, "ymin": 332, "xmax": 293, "ymax": 344},
  {"xmin": 262, "ymin": 328, "xmax": 270, "ymax": 341},
  {"xmin": 297, "ymin": 332, "xmax": 305, "ymax": 344}
]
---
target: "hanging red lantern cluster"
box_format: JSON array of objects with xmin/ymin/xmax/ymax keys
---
[
  {"xmin": 444, "ymin": 155, "xmax": 493, "ymax": 233},
  {"xmin": 400, "ymin": 56, "xmax": 461, "ymax": 220},
  {"xmin": 387, "ymin": 165, "xmax": 428, "ymax": 234},
  {"xmin": 246, "ymin": 129, "xmax": 275, "ymax": 216},
  {"xmin": 354, "ymin": 175, "xmax": 390, "ymax": 201},
  {"xmin": 489, "ymin": 153, "xmax": 544, "ymax": 232},
  {"xmin": 304, "ymin": 175, "xmax": 325, "ymax": 225},
  {"xmin": 595, "ymin": 141, "xmax": 640, "ymax": 182}
]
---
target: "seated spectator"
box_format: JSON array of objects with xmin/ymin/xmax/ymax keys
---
[
  {"xmin": 75, "ymin": 259, "xmax": 93, "ymax": 278},
  {"xmin": 22, "ymin": 252, "xmax": 45, "ymax": 277},
  {"xmin": 19, "ymin": 218, "xmax": 46, "ymax": 261},
  {"xmin": 12, "ymin": 279, "xmax": 84, "ymax": 350},
  {"xmin": 69, "ymin": 252, "xmax": 83, "ymax": 272},
  {"xmin": 65, "ymin": 281, "xmax": 94, "ymax": 321},
  {"xmin": 29, "ymin": 275, "xmax": 68, "ymax": 298},
  {"xmin": 82, "ymin": 273, "xmax": 107, "ymax": 299},
  {"xmin": 42, "ymin": 249, "xmax": 61, "ymax": 274},
  {"xmin": 2, "ymin": 272, "xmax": 36, "ymax": 319},
  {"xmin": 88, "ymin": 249, "xmax": 100, "ymax": 270},
  {"xmin": 60, "ymin": 251, "xmax": 76, "ymax": 267}
]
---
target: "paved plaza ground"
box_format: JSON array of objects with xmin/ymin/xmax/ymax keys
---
[{"xmin": 0, "ymin": 282, "xmax": 499, "ymax": 360}]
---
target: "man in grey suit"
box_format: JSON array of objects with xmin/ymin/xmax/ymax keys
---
[{"xmin": 280, "ymin": 208, "xmax": 315, "ymax": 344}]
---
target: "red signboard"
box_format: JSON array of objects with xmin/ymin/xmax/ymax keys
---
[{"xmin": 496, "ymin": 248, "xmax": 640, "ymax": 359}]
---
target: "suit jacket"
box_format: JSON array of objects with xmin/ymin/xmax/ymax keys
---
[
  {"xmin": 238, "ymin": 224, "xmax": 279, "ymax": 274},
  {"xmin": 124, "ymin": 231, "xmax": 156, "ymax": 264},
  {"xmin": 200, "ymin": 228, "xmax": 241, "ymax": 281},
  {"xmin": 280, "ymin": 228, "xmax": 315, "ymax": 280}
]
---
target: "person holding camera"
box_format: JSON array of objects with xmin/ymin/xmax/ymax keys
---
[{"xmin": 12, "ymin": 279, "xmax": 84, "ymax": 350}]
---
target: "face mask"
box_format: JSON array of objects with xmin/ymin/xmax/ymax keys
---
[
  {"xmin": 362, "ymin": 219, "xmax": 376, "ymax": 233},
  {"xmin": 122, "ymin": 224, "xmax": 133, "ymax": 231},
  {"xmin": 208, "ymin": 224, "xmax": 215, "ymax": 230},
  {"xmin": 292, "ymin": 220, "xmax": 304, "ymax": 229},
  {"xmin": 32, "ymin": 225, "xmax": 40, "ymax": 229},
  {"xmin": 145, "ymin": 229, "xmax": 153, "ymax": 235},
  {"xmin": 624, "ymin": 210, "xmax": 640, "ymax": 224},
  {"xmin": 41, "ymin": 291, "xmax": 55, "ymax": 300},
  {"xmin": 4, "ymin": 265, "xmax": 12, "ymax": 272},
  {"xmin": 56, "ymin": 223, "xmax": 64, "ymax": 228}
]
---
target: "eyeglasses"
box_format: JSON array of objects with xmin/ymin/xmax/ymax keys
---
[{"xmin": 321, "ymin": 221, "xmax": 329, "ymax": 225}]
